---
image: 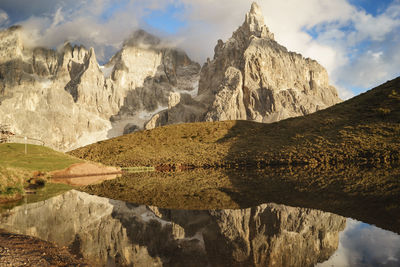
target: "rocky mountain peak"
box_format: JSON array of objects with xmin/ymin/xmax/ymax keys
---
[
  {"xmin": 250, "ymin": 2, "xmax": 262, "ymax": 14},
  {"xmin": 85, "ymin": 47, "xmax": 99, "ymax": 68},
  {"xmin": 123, "ymin": 29, "xmax": 161, "ymax": 48},
  {"xmin": 148, "ymin": 2, "xmax": 341, "ymax": 129},
  {"xmin": 239, "ymin": 2, "xmax": 274, "ymax": 40},
  {"xmin": 247, "ymin": 2, "xmax": 264, "ymax": 26},
  {"xmin": 0, "ymin": 25, "xmax": 24, "ymax": 63}
]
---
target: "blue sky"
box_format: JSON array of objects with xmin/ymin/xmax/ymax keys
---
[
  {"xmin": 143, "ymin": 4, "xmax": 187, "ymax": 34},
  {"xmin": 0, "ymin": 0, "xmax": 399, "ymax": 99},
  {"xmin": 349, "ymin": 0, "xmax": 394, "ymax": 15}
]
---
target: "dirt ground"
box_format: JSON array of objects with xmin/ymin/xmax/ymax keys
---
[
  {"xmin": 0, "ymin": 229, "xmax": 88, "ymax": 266},
  {"xmin": 50, "ymin": 162, "xmax": 121, "ymax": 186}
]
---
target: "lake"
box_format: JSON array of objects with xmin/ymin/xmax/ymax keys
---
[{"xmin": 1, "ymin": 186, "xmax": 399, "ymax": 266}]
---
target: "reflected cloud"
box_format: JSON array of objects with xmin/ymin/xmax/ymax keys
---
[{"xmin": 318, "ymin": 219, "xmax": 400, "ymax": 267}]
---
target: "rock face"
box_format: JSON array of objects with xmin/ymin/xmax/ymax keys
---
[
  {"xmin": 107, "ymin": 30, "xmax": 200, "ymax": 137},
  {"xmin": 0, "ymin": 2, "xmax": 340, "ymax": 150},
  {"xmin": 146, "ymin": 2, "xmax": 341, "ymax": 128},
  {"xmin": 0, "ymin": 27, "xmax": 199, "ymax": 151},
  {"xmin": 0, "ymin": 190, "xmax": 346, "ymax": 266}
]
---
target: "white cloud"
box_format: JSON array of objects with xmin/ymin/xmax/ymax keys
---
[
  {"xmin": 0, "ymin": 9, "xmax": 9, "ymax": 27},
  {"xmin": 168, "ymin": 0, "xmax": 359, "ymax": 98},
  {"xmin": 318, "ymin": 219, "xmax": 400, "ymax": 266},
  {"xmin": 2, "ymin": 0, "xmax": 400, "ymax": 97}
]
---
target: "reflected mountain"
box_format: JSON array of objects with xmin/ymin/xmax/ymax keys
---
[
  {"xmin": 82, "ymin": 166, "xmax": 400, "ymax": 234},
  {"xmin": 0, "ymin": 190, "xmax": 346, "ymax": 267}
]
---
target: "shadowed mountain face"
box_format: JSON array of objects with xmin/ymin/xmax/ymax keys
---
[{"xmin": 0, "ymin": 190, "xmax": 345, "ymax": 267}]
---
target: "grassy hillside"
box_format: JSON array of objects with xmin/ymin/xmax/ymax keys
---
[
  {"xmin": 70, "ymin": 77, "xmax": 400, "ymax": 167},
  {"xmin": 0, "ymin": 143, "xmax": 81, "ymax": 201},
  {"xmin": 0, "ymin": 143, "xmax": 81, "ymax": 171}
]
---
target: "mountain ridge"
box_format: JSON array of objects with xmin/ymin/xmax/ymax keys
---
[{"xmin": 1, "ymin": 2, "xmax": 341, "ymax": 151}]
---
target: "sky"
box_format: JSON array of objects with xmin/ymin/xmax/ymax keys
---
[{"xmin": 0, "ymin": 0, "xmax": 400, "ymax": 99}]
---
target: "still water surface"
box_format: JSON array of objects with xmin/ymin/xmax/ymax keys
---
[{"xmin": 0, "ymin": 189, "xmax": 399, "ymax": 266}]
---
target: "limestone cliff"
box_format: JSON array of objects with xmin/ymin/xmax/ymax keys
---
[
  {"xmin": 0, "ymin": 2, "xmax": 340, "ymax": 150},
  {"xmin": 105, "ymin": 30, "xmax": 200, "ymax": 137},
  {"xmin": 0, "ymin": 26, "xmax": 112, "ymax": 150},
  {"xmin": 0, "ymin": 27, "xmax": 199, "ymax": 151},
  {"xmin": 0, "ymin": 190, "xmax": 346, "ymax": 267},
  {"xmin": 146, "ymin": 2, "xmax": 341, "ymax": 128}
]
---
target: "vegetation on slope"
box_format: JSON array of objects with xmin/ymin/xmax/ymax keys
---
[
  {"xmin": 70, "ymin": 77, "xmax": 400, "ymax": 167},
  {"xmin": 0, "ymin": 143, "xmax": 81, "ymax": 201}
]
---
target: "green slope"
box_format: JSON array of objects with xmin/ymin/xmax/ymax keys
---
[
  {"xmin": 0, "ymin": 143, "xmax": 81, "ymax": 171},
  {"xmin": 0, "ymin": 143, "xmax": 81, "ymax": 201},
  {"xmin": 70, "ymin": 77, "xmax": 400, "ymax": 168}
]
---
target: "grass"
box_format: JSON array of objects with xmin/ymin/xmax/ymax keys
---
[
  {"xmin": 0, "ymin": 167, "xmax": 30, "ymax": 202},
  {"xmin": 0, "ymin": 143, "xmax": 81, "ymax": 171},
  {"xmin": 0, "ymin": 143, "xmax": 81, "ymax": 201},
  {"xmin": 70, "ymin": 77, "xmax": 400, "ymax": 168}
]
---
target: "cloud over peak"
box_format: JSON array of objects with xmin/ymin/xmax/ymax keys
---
[{"xmin": 1, "ymin": 0, "xmax": 400, "ymax": 98}]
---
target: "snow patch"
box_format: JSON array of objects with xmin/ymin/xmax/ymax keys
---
[
  {"xmin": 41, "ymin": 79, "xmax": 52, "ymax": 89},
  {"xmin": 138, "ymin": 207, "xmax": 170, "ymax": 227},
  {"xmin": 138, "ymin": 105, "xmax": 167, "ymax": 120},
  {"xmin": 178, "ymin": 231, "xmax": 205, "ymax": 248},
  {"xmin": 68, "ymin": 120, "xmax": 112, "ymax": 152},
  {"xmin": 99, "ymin": 65, "xmax": 114, "ymax": 78},
  {"xmin": 107, "ymin": 105, "xmax": 168, "ymax": 138}
]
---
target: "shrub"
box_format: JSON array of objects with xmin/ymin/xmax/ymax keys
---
[{"xmin": 376, "ymin": 108, "xmax": 391, "ymax": 117}]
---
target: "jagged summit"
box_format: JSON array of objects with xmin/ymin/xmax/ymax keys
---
[
  {"xmin": 241, "ymin": 2, "xmax": 274, "ymax": 40},
  {"xmin": 231, "ymin": 1, "xmax": 274, "ymax": 43},
  {"xmin": 145, "ymin": 2, "xmax": 341, "ymax": 128},
  {"xmin": 250, "ymin": 2, "xmax": 262, "ymax": 14}
]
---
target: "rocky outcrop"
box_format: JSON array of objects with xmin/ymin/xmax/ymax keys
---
[
  {"xmin": 0, "ymin": 27, "xmax": 199, "ymax": 151},
  {"xmin": 146, "ymin": 2, "xmax": 341, "ymax": 128},
  {"xmin": 0, "ymin": 190, "xmax": 346, "ymax": 266}
]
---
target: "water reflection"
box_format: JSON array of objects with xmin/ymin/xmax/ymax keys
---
[
  {"xmin": 318, "ymin": 219, "xmax": 400, "ymax": 267},
  {"xmin": 0, "ymin": 190, "xmax": 342, "ymax": 266},
  {"xmin": 0, "ymin": 190, "xmax": 399, "ymax": 267},
  {"xmin": 82, "ymin": 166, "xmax": 400, "ymax": 234}
]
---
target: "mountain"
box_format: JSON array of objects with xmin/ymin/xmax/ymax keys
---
[
  {"xmin": 0, "ymin": 2, "xmax": 340, "ymax": 151},
  {"xmin": 145, "ymin": 2, "xmax": 341, "ymax": 129},
  {"xmin": 0, "ymin": 27, "xmax": 199, "ymax": 151}
]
